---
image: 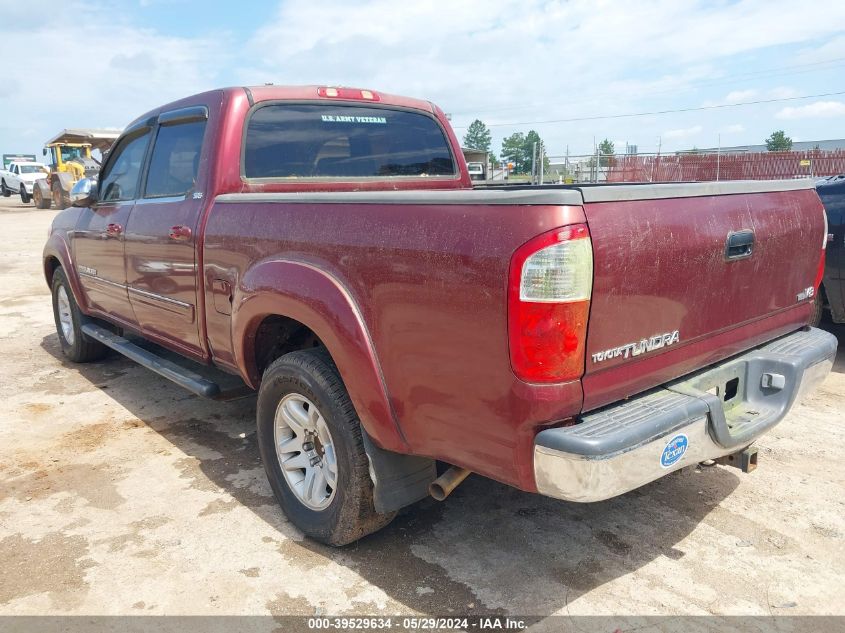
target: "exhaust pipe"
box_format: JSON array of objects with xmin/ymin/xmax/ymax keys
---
[{"xmin": 429, "ymin": 467, "xmax": 471, "ymax": 501}]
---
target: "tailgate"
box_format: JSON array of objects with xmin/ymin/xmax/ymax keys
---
[{"xmin": 579, "ymin": 180, "xmax": 825, "ymax": 411}]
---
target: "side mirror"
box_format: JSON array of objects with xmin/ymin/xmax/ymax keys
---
[
  {"xmin": 42, "ymin": 148, "xmax": 47, "ymax": 156},
  {"xmin": 70, "ymin": 178, "xmax": 98, "ymax": 207}
]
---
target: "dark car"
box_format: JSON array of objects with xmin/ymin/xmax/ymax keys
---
[{"xmin": 816, "ymin": 175, "xmax": 845, "ymax": 324}]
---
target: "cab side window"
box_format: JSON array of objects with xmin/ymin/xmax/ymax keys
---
[
  {"xmin": 144, "ymin": 120, "xmax": 206, "ymax": 198},
  {"xmin": 99, "ymin": 131, "xmax": 151, "ymax": 202}
]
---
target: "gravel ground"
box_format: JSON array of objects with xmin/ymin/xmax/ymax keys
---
[{"xmin": 0, "ymin": 196, "xmax": 843, "ymax": 624}]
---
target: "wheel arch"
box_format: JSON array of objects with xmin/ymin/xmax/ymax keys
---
[
  {"xmin": 43, "ymin": 235, "xmax": 88, "ymax": 312},
  {"xmin": 232, "ymin": 259, "xmax": 408, "ymax": 453}
]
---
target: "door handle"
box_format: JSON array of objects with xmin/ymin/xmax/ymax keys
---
[
  {"xmin": 169, "ymin": 225, "xmax": 192, "ymax": 241},
  {"xmin": 725, "ymin": 229, "xmax": 754, "ymax": 260},
  {"xmin": 105, "ymin": 223, "xmax": 123, "ymax": 237}
]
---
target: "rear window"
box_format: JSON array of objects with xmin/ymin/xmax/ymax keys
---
[{"xmin": 244, "ymin": 104, "xmax": 455, "ymax": 179}]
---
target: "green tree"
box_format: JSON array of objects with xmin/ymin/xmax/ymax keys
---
[
  {"xmin": 501, "ymin": 132, "xmax": 527, "ymax": 173},
  {"xmin": 463, "ymin": 119, "xmax": 492, "ymax": 152},
  {"xmin": 524, "ymin": 130, "xmax": 551, "ymax": 174},
  {"xmin": 598, "ymin": 138, "xmax": 615, "ymax": 167},
  {"xmin": 765, "ymin": 130, "xmax": 793, "ymax": 152}
]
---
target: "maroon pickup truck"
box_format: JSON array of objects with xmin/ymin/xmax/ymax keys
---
[{"xmin": 44, "ymin": 86, "xmax": 836, "ymax": 545}]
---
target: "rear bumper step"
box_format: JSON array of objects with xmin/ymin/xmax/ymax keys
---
[
  {"xmin": 534, "ymin": 327, "xmax": 837, "ymax": 502},
  {"xmin": 81, "ymin": 323, "xmax": 251, "ymax": 401}
]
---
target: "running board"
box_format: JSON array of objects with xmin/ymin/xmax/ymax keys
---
[{"xmin": 80, "ymin": 323, "xmax": 251, "ymax": 401}]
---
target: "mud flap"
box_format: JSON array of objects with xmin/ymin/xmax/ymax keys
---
[{"xmin": 362, "ymin": 430, "xmax": 436, "ymax": 513}]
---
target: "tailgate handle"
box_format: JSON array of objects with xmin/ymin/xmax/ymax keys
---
[{"xmin": 725, "ymin": 229, "xmax": 754, "ymax": 260}]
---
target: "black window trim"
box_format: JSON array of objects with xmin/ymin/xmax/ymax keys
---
[
  {"xmin": 95, "ymin": 122, "xmax": 154, "ymax": 206},
  {"xmin": 139, "ymin": 105, "xmax": 209, "ymax": 200},
  {"xmin": 239, "ymin": 100, "xmax": 460, "ymax": 183},
  {"xmin": 158, "ymin": 105, "xmax": 208, "ymax": 127}
]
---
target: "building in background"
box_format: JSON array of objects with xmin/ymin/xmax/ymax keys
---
[{"xmin": 699, "ymin": 139, "xmax": 845, "ymax": 154}]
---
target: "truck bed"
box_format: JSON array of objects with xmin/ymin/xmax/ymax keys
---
[{"xmin": 202, "ymin": 179, "xmax": 823, "ymax": 489}]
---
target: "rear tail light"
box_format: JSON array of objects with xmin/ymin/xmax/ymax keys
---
[
  {"xmin": 814, "ymin": 248, "xmax": 825, "ymax": 291},
  {"xmin": 508, "ymin": 224, "xmax": 593, "ymax": 383}
]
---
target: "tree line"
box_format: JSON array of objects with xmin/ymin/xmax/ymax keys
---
[
  {"xmin": 463, "ymin": 118, "xmax": 798, "ymax": 176},
  {"xmin": 463, "ymin": 119, "xmax": 550, "ymax": 175}
]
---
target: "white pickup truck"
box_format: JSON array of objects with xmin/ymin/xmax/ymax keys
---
[{"xmin": 1, "ymin": 161, "xmax": 48, "ymax": 203}]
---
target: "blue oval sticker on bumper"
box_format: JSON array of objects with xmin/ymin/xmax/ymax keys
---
[{"xmin": 660, "ymin": 434, "xmax": 688, "ymax": 468}]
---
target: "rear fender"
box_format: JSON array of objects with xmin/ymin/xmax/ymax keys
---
[{"xmin": 233, "ymin": 259, "xmax": 408, "ymax": 453}]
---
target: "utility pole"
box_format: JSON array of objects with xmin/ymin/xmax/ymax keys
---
[
  {"xmin": 564, "ymin": 145, "xmax": 569, "ymax": 182},
  {"xmin": 595, "ymin": 145, "xmax": 600, "ymax": 183},
  {"xmin": 531, "ymin": 142, "xmax": 537, "ymax": 184},
  {"xmin": 716, "ymin": 133, "xmax": 721, "ymax": 181},
  {"xmin": 651, "ymin": 135, "xmax": 662, "ymax": 182},
  {"xmin": 539, "ymin": 144, "xmax": 544, "ymax": 185}
]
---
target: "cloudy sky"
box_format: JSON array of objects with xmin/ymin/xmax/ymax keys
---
[{"xmin": 1, "ymin": 0, "xmax": 844, "ymax": 159}]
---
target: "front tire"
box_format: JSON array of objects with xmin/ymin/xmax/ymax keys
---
[
  {"xmin": 34, "ymin": 186, "xmax": 51, "ymax": 209},
  {"xmin": 257, "ymin": 349, "xmax": 395, "ymax": 546},
  {"xmin": 52, "ymin": 183, "xmax": 67, "ymax": 209},
  {"xmin": 51, "ymin": 268, "xmax": 108, "ymax": 363},
  {"xmin": 20, "ymin": 185, "xmax": 31, "ymax": 204}
]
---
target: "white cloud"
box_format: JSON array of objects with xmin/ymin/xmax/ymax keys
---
[
  {"xmin": 794, "ymin": 34, "xmax": 845, "ymax": 64},
  {"xmin": 0, "ymin": 0, "xmax": 230, "ymax": 154},
  {"xmin": 776, "ymin": 101, "xmax": 845, "ymax": 119},
  {"xmin": 3, "ymin": 0, "xmax": 845, "ymax": 157},
  {"xmin": 703, "ymin": 88, "xmax": 802, "ymax": 108},
  {"xmin": 725, "ymin": 90, "xmax": 757, "ymax": 103},
  {"xmin": 721, "ymin": 124, "xmax": 745, "ymax": 134},
  {"xmin": 242, "ymin": 0, "xmax": 845, "ymax": 152},
  {"xmin": 246, "ymin": 0, "xmax": 845, "ymax": 104},
  {"xmin": 663, "ymin": 125, "xmax": 703, "ymax": 139},
  {"xmin": 702, "ymin": 90, "xmax": 757, "ymax": 107},
  {"xmin": 768, "ymin": 86, "xmax": 800, "ymax": 99}
]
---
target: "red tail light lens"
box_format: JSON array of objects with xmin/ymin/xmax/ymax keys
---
[
  {"xmin": 814, "ymin": 208, "xmax": 828, "ymax": 302},
  {"xmin": 508, "ymin": 224, "xmax": 593, "ymax": 383},
  {"xmin": 814, "ymin": 248, "xmax": 825, "ymax": 291}
]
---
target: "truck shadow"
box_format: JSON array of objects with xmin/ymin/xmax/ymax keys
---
[
  {"xmin": 40, "ymin": 333, "xmax": 742, "ymax": 617},
  {"xmin": 819, "ymin": 317, "xmax": 845, "ymax": 374}
]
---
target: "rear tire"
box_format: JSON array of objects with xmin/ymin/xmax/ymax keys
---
[
  {"xmin": 20, "ymin": 185, "xmax": 30, "ymax": 204},
  {"xmin": 51, "ymin": 267, "xmax": 108, "ymax": 363},
  {"xmin": 257, "ymin": 348, "xmax": 395, "ymax": 546},
  {"xmin": 1, "ymin": 179, "xmax": 10, "ymax": 197}
]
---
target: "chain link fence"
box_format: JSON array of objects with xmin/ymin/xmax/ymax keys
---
[{"xmin": 545, "ymin": 149, "xmax": 845, "ymax": 183}]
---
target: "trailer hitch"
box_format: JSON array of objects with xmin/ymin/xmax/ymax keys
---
[{"xmin": 715, "ymin": 446, "xmax": 759, "ymax": 473}]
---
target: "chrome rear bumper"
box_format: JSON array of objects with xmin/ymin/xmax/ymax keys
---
[{"xmin": 534, "ymin": 327, "xmax": 837, "ymax": 502}]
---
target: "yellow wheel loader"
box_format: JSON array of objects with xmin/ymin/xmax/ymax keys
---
[{"xmin": 33, "ymin": 129, "xmax": 119, "ymax": 209}]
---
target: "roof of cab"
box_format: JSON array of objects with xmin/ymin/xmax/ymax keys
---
[
  {"xmin": 123, "ymin": 85, "xmax": 439, "ymax": 134},
  {"xmin": 124, "ymin": 84, "xmax": 446, "ymax": 139},
  {"xmin": 243, "ymin": 85, "xmax": 436, "ymax": 113}
]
